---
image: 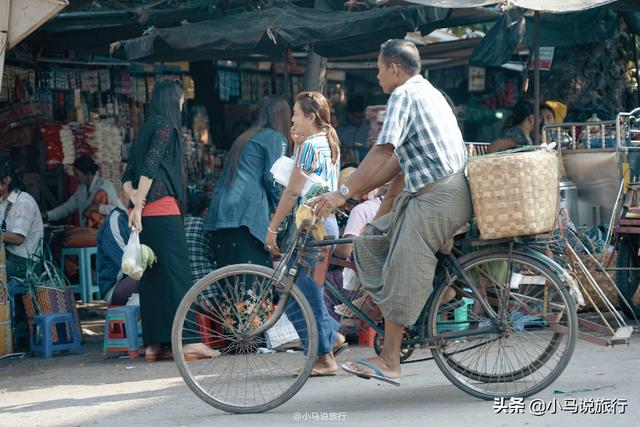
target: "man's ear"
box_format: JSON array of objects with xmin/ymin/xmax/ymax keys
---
[{"xmin": 391, "ymin": 63, "xmax": 400, "ymax": 77}]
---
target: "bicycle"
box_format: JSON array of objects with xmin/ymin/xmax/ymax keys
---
[{"xmin": 171, "ymin": 213, "xmax": 578, "ymax": 414}]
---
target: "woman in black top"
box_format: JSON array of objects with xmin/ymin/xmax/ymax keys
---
[{"xmin": 122, "ymin": 79, "xmax": 217, "ymax": 362}]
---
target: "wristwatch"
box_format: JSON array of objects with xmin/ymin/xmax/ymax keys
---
[{"xmin": 339, "ymin": 183, "xmax": 350, "ymax": 199}]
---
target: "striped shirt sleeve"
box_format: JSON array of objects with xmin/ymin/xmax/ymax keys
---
[{"xmin": 295, "ymin": 141, "xmax": 317, "ymax": 173}]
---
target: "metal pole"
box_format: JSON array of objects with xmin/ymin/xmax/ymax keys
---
[
  {"xmin": 302, "ymin": 0, "xmax": 330, "ymax": 92},
  {"xmin": 533, "ymin": 11, "xmax": 541, "ymax": 146},
  {"xmin": 634, "ymin": 34, "xmax": 640, "ymax": 107},
  {"xmin": 302, "ymin": 46, "xmax": 327, "ymax": 92},
  {"xmin": 0, "ymin": 0, "xmax": 10, "ymax": 95},
  {"xmin": 283, "ymin": 50, "xmax": 290, "ymax": 102}
]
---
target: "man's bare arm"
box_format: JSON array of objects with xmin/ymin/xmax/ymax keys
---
[
  {"xmin": 344, "ymin": 144, "xmax": 396, "ymax": 199},
  {"xmin": 373, "ymin": 173, "xmax": 404, "ymax": 220},
  {"xmin": 358, "ymin": 154, "xmax": 402, "ymax": 197}
]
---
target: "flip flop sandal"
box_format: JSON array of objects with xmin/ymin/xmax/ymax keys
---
[
  {"xmin": 144, "ymin": 349, "xmax": 173, "ymax": 362},
  {"xmin": 341, "ymin": 358, "xmax": 400, "ymax": 386},
  {"xmin": 332, "ymin": 341, "xmax": 348, "ymax": 358},
  {"xmin": 184, "ymin": 349, "xmax": 221, "ymax": 361},
  {"xmin": 334, "ymin": 296, "xmax": 369, "ymax": 319},
  {"xmin": 293, "ymin": 367, "xmax": 338, "ymax": 377},
  {"xmin": 310, "ymin": 368, "xmax": 337, "ymax": 377}
]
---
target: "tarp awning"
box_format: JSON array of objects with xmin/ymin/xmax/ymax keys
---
[
  {"xmin": 402, "ymin": 0, "xmax": 619, "ymax": 13},
  {"xmin": 469, "ymin": 6, "xmax": 619, "ymax": 66},
  {"xmin": 111, "ymin": 4, "xmax": 498, "ymax": 62}
]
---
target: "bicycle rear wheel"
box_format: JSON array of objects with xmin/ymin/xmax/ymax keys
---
[
  {"xmin": 171, "ymin": 264, "xmax": 318, "ymax": 413},
  {"xmin": 426, "ymin": 249, "xmax": 577, "ymax": 400}
]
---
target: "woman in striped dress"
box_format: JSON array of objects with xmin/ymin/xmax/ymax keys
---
[{"xmin": 265, "ymin": 92, "xmax": 345, "ymax": 376}]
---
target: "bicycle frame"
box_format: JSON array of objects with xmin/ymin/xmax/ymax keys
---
[
  {"xmin": 251, "ymin": 221, "xmax": 506, "ymax": 344},
  {"xmin": 249, "ymin": 212, "xmax": 574, "ymax": 346},
  {"xmin": 318, "ymin": 243, "xmax": 504, "ymax": 348}
]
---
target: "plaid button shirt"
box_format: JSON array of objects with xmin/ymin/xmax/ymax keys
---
[
  {"xmin": 185, "ymin": 215, "xmax": 215, "ymax": 285},
  {"xmin": 376, "ymin": 75, "xmax": 467, "ymax": 192}
]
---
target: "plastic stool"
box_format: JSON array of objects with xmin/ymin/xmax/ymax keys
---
[
  {"xmin": 103, "ymin": 306, "xmax": 142, "ymax": 358},
  {"xmin": 31, "ymin": 313, "xmax": 83, "ymax": 359},
  {"xmin": 8, "ymin": 278, "xmax": 29, "ymax": 349},
  {"xmin": 358, "ymin": 320, "xmax": 376, "ymax": 348},
  {"xmin": 195, "ymin": 312, "xmax": 226, "ymax": 348},
  {"xmin": 436, "ymin": 297, "xmax": 474, "ymax": 332},
  {"xmin": 61, "ymin": 247, "xmax": 99, "ymax": 302}
]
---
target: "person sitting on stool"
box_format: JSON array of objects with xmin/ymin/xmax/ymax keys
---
[
  {"xmin": 0, "ymin": 167, "xmax": 43, "ymax": 280},
  {"xmin": 96, "ymin": 207, "xmax": 139, "ymax": 305},
  {"xmin": 43, "ymin": 155, "xmax": 124, "ymax": 229}
]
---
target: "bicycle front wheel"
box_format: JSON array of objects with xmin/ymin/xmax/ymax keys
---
[
  {"xmin": 172, "ymin": 264, "xmax": 318, "ymax": 414},
  {"xmin": 426, "ymin": 249, "xmax": 577, "ymax": 400}
]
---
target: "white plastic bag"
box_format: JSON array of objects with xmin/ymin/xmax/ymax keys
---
[
  {"xmin": 270, "ymin": 156, "xmax": 327, "ymax": 195},
  {"xmin": 342, "ymin": 267, "xmax": 361, "ymax": 291},
  {"xmin": 265, "ymin": 313, "xmax": 300, "ymax": 350},
  {"xmin": 126, "ymin": 293, "xmax": 140, "ymax": 306},
  {"xmin": 121, "ymin": 230, "xmax": 144, "ymax": 280}
]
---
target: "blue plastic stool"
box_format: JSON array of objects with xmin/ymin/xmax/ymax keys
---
[
  {"xmin": 8, "ymin": 278, "xmax": 29, "ymax": 349},
  {"xmin": 61, "ymin": 247, "xmax": 99, "ymax": 302},
  {"xmin": 436, "ymin": 297, "xmax": 474, "ymax": 332},
  {"xmin": 31, "ymin": 313, "xmax": 83, "ymax": 359},
  {"xmin": 103, "ymin": 306, "xmax": 142, "ymax": 359}
]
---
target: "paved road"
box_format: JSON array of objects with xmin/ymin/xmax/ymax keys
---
[{"xmin": 1, "ymin": 338, "xmax": 639, "ymax": 427}]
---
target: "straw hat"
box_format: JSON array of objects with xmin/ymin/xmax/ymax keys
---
[{"xmin": 339, "ymin": 167, "xmax": 356, "ymax": 188}]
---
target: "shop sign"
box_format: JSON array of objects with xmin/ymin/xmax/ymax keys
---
[
  {"xmin": 468, "ymin": 66, "xmax": 486, "ymax": 92},
  {"xmin": 529, "ymin": 47, "xmax": 555, "ymax": 71}
]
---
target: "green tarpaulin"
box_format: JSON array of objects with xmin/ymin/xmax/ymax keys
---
[
  {"xmin": 113, "ymin": 4, "xmax": 498, "ymax": 62},
  {"xmin": 470, "ymin": 7, "xmax": 619, "ymax": 66},
  {"xmin": 403, "ymin": 0, "xmax": 618, "ymax": 13}
]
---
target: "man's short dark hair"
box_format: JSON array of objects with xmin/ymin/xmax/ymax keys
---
[
  {"xmin": 380, "ymin": 39, "xmax": 421, "ymax": 75},
  {"xmin": 73, "ymin": 155, "xmax": 99, "ymax": 175},
  {"xmin": 0, "ymin": 163, "xmax": 25, "ymax": 192}
]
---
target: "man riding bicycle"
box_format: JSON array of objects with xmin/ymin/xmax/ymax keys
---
[{"xmin": 312, "ymin": 39, "xmax": 472, "ymax": 384}]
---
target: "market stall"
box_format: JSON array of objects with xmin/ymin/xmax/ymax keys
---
[{"xmin": 0, "ymin": 48, "xmax": 206, "ymax": 213}]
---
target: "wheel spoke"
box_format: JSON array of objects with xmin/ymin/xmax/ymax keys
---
[
  {"xmin": 428, "ymin": 253, "xmax": 576, "ymax": 399},
  {"xmin": 172, "ymin": 265, "xmax": 317, "ymax": 413}
]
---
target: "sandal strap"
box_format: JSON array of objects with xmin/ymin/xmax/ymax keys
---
[{"xmin": 354, "ymin": 358, "xmax": 386, "ymax": 378}]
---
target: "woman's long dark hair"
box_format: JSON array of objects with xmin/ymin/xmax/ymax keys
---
[
  {"xmin": 148, "ymin": 78, "xmax": 186, "ymax": 212},
  {"xmin": 149, "ymin": 79, "xmax": 184, "ymax": 137},
  {"xmin": 296, "ymin": 91, "xmax": 340, "ymax": 164},
  {"xmin": 226, "ymin": 96, "xmax": 292, "ymax": 185},
  {"xmin": 507, "ymin": 100, "xmax": 535, "ymax": 128}
]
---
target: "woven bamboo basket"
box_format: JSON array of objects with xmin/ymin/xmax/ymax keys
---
[
  {"xmin": 0, "ymin": 242, "xmax": 10, "ymax": 356},
  {"xmin": 571, "ymin": 252, "xmax": 640, "ymax": 311},
  {"xmin": 467, "ymin": 149, "xmax": 559, "ymax": 240},
  {"xmin": 0, "ymin": 304, "xmax": 12, "ymax": 356},
  {"xmin": 572, "ymin": 253, "xmax": 619, "ymax": 310},
  {"xmin": 22, "ymin": 286, "xmax": 82, "ymax": 343}
]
